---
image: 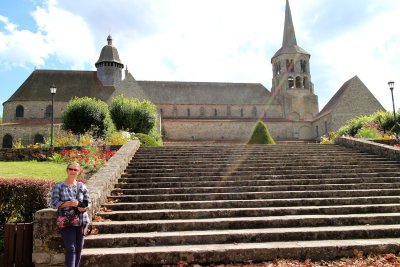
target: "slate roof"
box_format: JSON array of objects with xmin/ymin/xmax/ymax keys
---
[
  {"xmin": 317, "ymin": 75, "xmax": 383, "ymax": 118},
  {"xmin": 96, "ymin": 35, "xmax": 123, "ymax": 64},
  {"xmin": 5, "ymin": 70, "xmax": 114, "ymax": 103},
  {"xmin": 136, "ymin": 81, "xmax": 276, "ymax": 105}
]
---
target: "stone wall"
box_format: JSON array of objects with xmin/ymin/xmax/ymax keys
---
[
  {"xmin": 162, "ymin": 119, "xmax": 316, "ymax": 141},
  {"xmin": 335, "ymin": 136, "xmax": 400, "ymax": 162},
  {"xmin": 3, "ymin": 101, "xmax": 66, "ymax": 123},
  {"xmin": 0, "ymin": 123, "xmax": 62, "ymax": 148},
  {"xmin": 158, "ymin": 104, "xmax": 282, "ymax": 119},
  {"xmin": 32, "ymin": 140, "xmax": 140, "ymax": 266}
]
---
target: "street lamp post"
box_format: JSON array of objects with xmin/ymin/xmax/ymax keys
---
[
  {"xmin": 388, "ymin": 81, "xmax": 396, "ymax": 123},
  {"xmin": 50, "ymin": 84, "xmax": 57, "ymax": 148}
]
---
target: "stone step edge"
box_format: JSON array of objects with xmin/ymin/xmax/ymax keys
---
[
  {"xmin": 81, "ymin": 238, "xmax": 400, "ymax": 265},
  {"xmin": 96, "ymin": 203, "xmax": 400, "ymax": 215},
  {"xmin": 86, "ymin": 224, "xmax": 400, "ymax": 239},
  {"xmin": 91, "ymin": 212, "xmax": 400, "ymax": 226}
]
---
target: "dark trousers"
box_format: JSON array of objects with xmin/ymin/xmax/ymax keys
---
[{"xmin": 60, "ymin": 226, "xmax": 84, "ymax": 267}]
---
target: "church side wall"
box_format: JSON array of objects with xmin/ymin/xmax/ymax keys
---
[
  {"xmin": 162, "ymin": 119, "xmax": 315, "ymax": 141},
  {"xmin": 3, "ymin": 101, "xmax": 66, "ymax": 123},
  {"xmin": 158, "ymin": 104, "xmax": 283, "ymax": 119}
]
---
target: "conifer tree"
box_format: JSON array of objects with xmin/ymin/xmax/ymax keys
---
[{"xmin": 248, "ymin": 120, "xmax": 276, "ymax": 144}]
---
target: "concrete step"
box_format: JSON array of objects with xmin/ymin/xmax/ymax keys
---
[
  {"xmin": 97, "ymin": 204, "xmax": 400, "ymax": 221},
  {"xmin": 128, "ymin": 159, "xmax": 397, "ymax": 168},
  {"xmin": 125, "ymin": 168, "xmax": 400, "ymax": 178},
  {"xmin": 91, "ymin": 213, "xmax": 400, "ymax": 234},
  {"xmin": 81, "ymin": 238, "xmax": 400, "ymax": 266},
  {"xmin": 119, "ymin": 172, "xmax": 400, "ymax": 182},
  {"xmin": 85, "ymin": 224, "xmax": 400, "ymax": 248},
  {"xmin": 125, "ymin": 164, "xmax": 399, "ymax": 173},
  {"xmin": 107, "ymin": 188, "xmax": 400, "ymax": 202},
  {"xmin": 111, "ymin": 183, "xmax": 400, "ymax": 195},
  {"xmin": 102, "ymin": 196, "xmax": 400, "ymax": 211},
  {"xmin": 115, "ymin": 177, "xmax": 400, "ymax": 189}
]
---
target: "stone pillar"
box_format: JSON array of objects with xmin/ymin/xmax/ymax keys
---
[{"xmin": 32, "ymin": 208, "xmax": 65, "ymax": 266}]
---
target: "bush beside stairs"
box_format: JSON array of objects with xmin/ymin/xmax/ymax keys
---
[{"xmin": 81, "ymin": 143, "xmax": 400, "ymax": 266}]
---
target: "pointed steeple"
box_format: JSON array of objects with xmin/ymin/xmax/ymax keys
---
[
  {"xmin": 282, "ymin": 0, "xmax": 297, "ymax": 47},
  {"xmin": 272, "ymin": 0, "xmax": 309, "ymax": 59}
]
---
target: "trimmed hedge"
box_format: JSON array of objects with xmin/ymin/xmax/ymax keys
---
[
  {"xmin": 248, "ymin": 120, "xmax": 276, "ymax": 144},
  {"xmin": 0, "ymin": 178, "xmax": 54, "ymax": 251}
]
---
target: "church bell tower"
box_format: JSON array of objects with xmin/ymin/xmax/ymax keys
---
[{"xmin": 271, "ymin": 0, "xmax": 318, "ymax": 121}]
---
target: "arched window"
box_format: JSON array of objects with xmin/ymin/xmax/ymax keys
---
[
  {"xmin": 300, "ymin": 60, "xmax": 307, "ymax": 73},
  {"xmin": 227, "ymin": 106, "xmax": 231, "ymax": 117},
  {"xmin": 214, "ymin": 109, "xmax": 217, "ymax": 117},
  {"xmin": 160, "ymin": 108, "xmax": 163, "ymax": 116},
  {"xmin": 187, "ymin": 108, "xmax": 190, "ymax": 117},
  {"xmin": 303, "ymin": 77, "xmax": 308, "ymax": 89},
  {"xmin": 45, "ymin": 105, "xmax": 52, "ymax": 118},
  {"xmin": 34, "ymin": 134, "xmax": 45, "ymax": 144},
  {"xmin": 200, "ymin": 107, "xmax": 205, "ymax": 116},
  {"xmin": 288, "ymin": 76, "xmax": 294, "ymax": 89},
  {"xmin": 2, "ymin": 134, "xmax": 12, "ymax": 148},
  {"xmin": 252, "ymin": 106, "xmax": 257, "ymax": 117},
  {"xmin": 16, "ymin": 105, "xmax": 24, "ymax": 118},
  {"xmin": 240, "ymin": 108, "xmax": 244, "ymax": 117},
  {"xmin": 295, "ymin": 76, "xmax": 302, "ymax": 88},
  {"xmin": 173, "ymin": 106, "xmax": 178, "ymax": 117}
]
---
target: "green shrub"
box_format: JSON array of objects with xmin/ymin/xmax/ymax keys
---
[
  {"xmin": 110, "ymin": 95, "xmax": 158, "ymax": 135},
  {"xmin": 0, "ymin": 178, "xmax": 54, "ymax": 252},
  {"xmin": 132, "ymin": 133, "xmax": 160, "ymax": 147},
  {"xmin": 355, "ymin": 127, "xmax": 382, "ymax": 139},
  {"xmin": 248, "ymin": 120, "xmax": 275, "ymax": 144},
  {"xmin": 62, "ymin": 97, "xmax": 115, "ymax": 137},
  {"xmin": 373, "ymin": 110, "xmax": 394, "ymax": 133}
]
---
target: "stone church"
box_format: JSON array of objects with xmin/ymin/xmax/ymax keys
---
[{"xmin": 0, "ymin": 0, "xmax": 384, "ymax": 148}]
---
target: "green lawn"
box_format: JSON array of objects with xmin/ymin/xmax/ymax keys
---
[{"xmin": 0, "ymin": 161, "xmax": 66, "ymax": 182}]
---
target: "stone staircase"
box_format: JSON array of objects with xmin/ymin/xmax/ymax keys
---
[{"xmin": 81, "ymin": 143, "xmax": 400, "ymax": 266}]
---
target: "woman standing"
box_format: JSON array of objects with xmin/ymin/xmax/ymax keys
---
[{"xmin": 51, "ymin": 162, "xmax": 90, "ymax": 267}]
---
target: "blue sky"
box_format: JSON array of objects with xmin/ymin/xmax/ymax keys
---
[{"xmin": 1, "ymin": 0, "xmax": 400, "ymax": 116}]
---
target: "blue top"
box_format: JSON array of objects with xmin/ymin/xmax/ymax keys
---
[{"xmin": 51, "ymin": 181, "xmax": 90, "ymax": 226}]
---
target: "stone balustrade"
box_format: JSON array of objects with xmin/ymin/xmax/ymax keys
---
[{"xmin": 335, "ymin": 136, "xmax": 400, "ymax": 162}]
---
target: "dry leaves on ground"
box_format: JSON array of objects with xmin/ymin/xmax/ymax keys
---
[{"xmin": 162, "ymin": 253, "xmax": 400, "ymax": 267}]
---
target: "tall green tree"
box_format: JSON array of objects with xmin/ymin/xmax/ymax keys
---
[
  {"xmin": 248, "ymin": 120, "xmax": 276, "ymax": 144},
  {"xmin": 61, "ymin": 97, "xmax": 114, "ymax": 137}
]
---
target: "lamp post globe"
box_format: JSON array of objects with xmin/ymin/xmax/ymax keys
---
[{"xmin": 50, "ymin": 84, "xmax": 57, "ymax": 148}]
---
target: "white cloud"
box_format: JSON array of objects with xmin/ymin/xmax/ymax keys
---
[
  {"xmin": 0, "ymin": 0, "xmax": 97, "ymax": 70},
  {"xmin": 0, "ymin": 15, "xmax": 49, "ymax": 68},
  {"xmin": 313, "ymin": 3, "xmax": 400, "ymax": 110},
  {"xmin": 32, "ymin": 0, "xmax": 97, "ymax": 69}
]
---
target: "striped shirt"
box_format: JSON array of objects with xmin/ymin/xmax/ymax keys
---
[{"xmin": 51, "ymin": 181, "xmax": 90, "ymax": 226}]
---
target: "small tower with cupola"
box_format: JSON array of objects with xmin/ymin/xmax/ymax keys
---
[
  {"xmin": 271, "ymin": 0, "xmax": 318, "ymax": 121},
  {"xmin": 95, "ymin": 35, "xmax": 124, "ymax": 86}
]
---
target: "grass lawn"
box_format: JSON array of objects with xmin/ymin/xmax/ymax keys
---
[{"xmin": 0, "ymin": 161, "xmax": 66, "ymax": 182}]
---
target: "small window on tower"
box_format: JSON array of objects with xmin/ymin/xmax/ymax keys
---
[{"xmin": 288, "ymin": 76, "xmax": 294, "ymax": 89}]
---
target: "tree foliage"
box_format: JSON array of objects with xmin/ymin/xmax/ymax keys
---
[
  {"xmin": 248, "ymin": 120, "xmax": 276, "ymax": 144},
  {"xmin": 61, "ymin": 97, "xmax": 114, "ymax": 137},
  {"xmin": 110, "ymin": 95, "xmax": 158, "ymax": 135}
]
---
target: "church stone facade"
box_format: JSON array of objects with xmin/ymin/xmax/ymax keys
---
[{"xmin": 0, "ymin": 0, "xmax": 384, "ymax": 148}]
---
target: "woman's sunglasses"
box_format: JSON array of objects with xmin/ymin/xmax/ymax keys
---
[{"xmin": 67, "ymin": 168, "xmax": 79, "ymax": 172}]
